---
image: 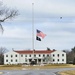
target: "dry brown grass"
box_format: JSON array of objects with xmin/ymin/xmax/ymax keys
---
[
  {"xmin": 0, "ymin": 64, "xmax": 75, "ymax": 75},
  {"xmin": 23, "ymin": 64, "xmax": 75, "ymax": 70},
  {"xmin": 0, "ymin": 64, "xmax": 74, "ymax": 70},
  {"xmin": 59, "ymin": 70, "xmax": 75, "ymax": 75}
]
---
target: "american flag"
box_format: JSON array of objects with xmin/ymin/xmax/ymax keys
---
[{"xmin": 36, "ymin": 29, "xmax": 46, "ymax": 39}]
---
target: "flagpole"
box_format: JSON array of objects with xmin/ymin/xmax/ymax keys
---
[
  {"xmin": 32, "ymin": 3, "xmax": 34, "ymax": 61},
  {"xmin": 32, "ymin": 3, "xmax": 34, "ymax": 50}
]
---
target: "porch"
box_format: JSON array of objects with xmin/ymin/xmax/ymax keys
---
[{"xmin": 28, "ymin": 57, "xmax": 46, "ymax": 65}]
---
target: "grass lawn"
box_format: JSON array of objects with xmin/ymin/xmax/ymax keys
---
[
  {"xmin": 0, "ymin": 64, "xmax": 75, "ymax": 70},
  {"xmin": 54, "ymin": 64, "xmax": 75, "ymax": 75},
  {"xmin": 59, "ymin": 70, "xmax": 75, "ymax": 75}
]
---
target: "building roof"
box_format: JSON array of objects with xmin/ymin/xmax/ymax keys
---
[{"xmin": 14, "ymin": 50, "xmax": 56, "ymax": 54}]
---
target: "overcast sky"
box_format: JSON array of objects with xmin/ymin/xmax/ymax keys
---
[{"xmin": 0, "ymin": 0, "xmax": 75, "ymax": 51}]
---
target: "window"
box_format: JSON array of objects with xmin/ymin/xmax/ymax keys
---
[
  {"xmin": 29, "ymin": 55, "xmax": 31, "ymax": 57},
  {"xmin": 62, "ymin": 54, "xmax": 64, "ymax": 56},
  {"xmin": 57, "ymin": 59, "xmax": 59, "ymax": 61},
  {"xmin": 15, "ymin": 55, "xmax": 17, "ymax": 57},
  {"xmin": 34, "ymin": 54, "xmax": 36, "ymax": 57},
  {"xmin": 47, "ymin": 54, "xmax": 49, "ymax": 57},
  {"xmin": 11, "ymin": 59, "xmax": 13, "ymax": 62},
  {"xmin": 6, "ymin": 55, "xmax": 8, "ymax": 57},
  {"xmin": 62, "ymin": 59, "xmax": 64, "ymax": 61},
  {"xmin": 57, "ymin": 54, "xmax": 59, "ymax": 57},
  {"xmin": 43, "ymin": 54, "xmax": 45, "ymax": 57},
  {"xmin": 6, "ymin": 60, "xmax": 8, "ymax": 62},
  {"xmin": 43, "ymin": 59, "xmax": 45, "ymax": 62},
  {"xmin": 11, "ymin": 55, "xmax": 13, "ymax": 58},
  {"xmin": 21, "ymin": 55, "xmax": 23, "ymax": 57},
  {"xmin": 15, "ymin": 59, "xmax": 17, "ymax": 62},
  {"xmin": 25, "ymin": 59, "xmax": 27, "ymax": 62},
  {"xmin": 39, "ymin": 54, "xmax": 41, "ymax": 57},
  {"xmin": 53, "ymin": 59, "xmax": 55, "ymax": 61},
  {"xmin": 25, "ymin": 55, "xmax": 27, "ymax": 57},
  {"xmin": 53, "ymin": 54, "xmax": 55, "ymax": 57}
]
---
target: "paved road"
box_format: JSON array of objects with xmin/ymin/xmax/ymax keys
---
[{"xmin": 0, "ymin": 68, "xmax": 75, "ymax": 75}]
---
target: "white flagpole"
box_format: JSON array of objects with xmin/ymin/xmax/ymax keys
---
[
  {"xmin": 32, "ymin": 3, "xmax": 34, "ymax": 61},
  {"xmin": 32, "ymin": 3, "xmax": 34, "ymax": 50}
]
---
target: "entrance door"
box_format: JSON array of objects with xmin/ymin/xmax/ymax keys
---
[
  {"xmin": 30, "ymin": 59, "xmax": 37, "ymax": 65},
  {"xmin": 29, "ymin": 59, "xmax": 32, "ymax": 62},
  {"xmin": 38, "ymin": 59, "xmax": 41, "ymax": 63},
  {"xmin": 34, "ymin": 59, "xmax": 37, "ymax": 64}
]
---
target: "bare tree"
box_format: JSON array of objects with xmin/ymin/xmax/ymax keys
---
[
  {"xmin": 0, "ymin": 47, "xmax": 8, "ymax": 64},
  {"xmin": 0, "ymin": 1, "xmax": 18, "ymax": 34},
  {"xmin": 0, "ymin": 47, "xmax": 8, "ymax": 54},
  {"xmin": 44, "ymin": 55, "xmax": 52, "ymax": 64}
]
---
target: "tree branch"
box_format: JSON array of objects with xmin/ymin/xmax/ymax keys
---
[{"xmin": 0, "ymin": 1, "xmax": 18, "ymax": 22}]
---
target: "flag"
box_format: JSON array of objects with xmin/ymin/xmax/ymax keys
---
[
  {"xmin": 36, "ymin": 29, "xmax": 46, "ymax": 39},
  {"xmin": 36, "ymin": 36, "xmax": 41, "ymax": 41}
]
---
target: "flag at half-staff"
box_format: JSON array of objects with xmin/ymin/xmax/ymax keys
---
[{"xmin": 36, "ymin": 29, "xmax": 46, "ymax": 41}]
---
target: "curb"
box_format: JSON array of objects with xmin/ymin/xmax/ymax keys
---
[{"xmin": 55, "ymin": 72, "xmax": 61, "ymax": 75}]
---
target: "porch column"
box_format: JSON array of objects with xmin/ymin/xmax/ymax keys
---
[
  {"xmin": 37, "ymin": 59, "xmax": 38, "ymax": 64},
  {"xmin": 41, "ymin": 59, "xmax": 43, "ymax": 64},
  {"xmin": 27, "ymin": 59, "xmax": 29, "ymax": 64}
]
